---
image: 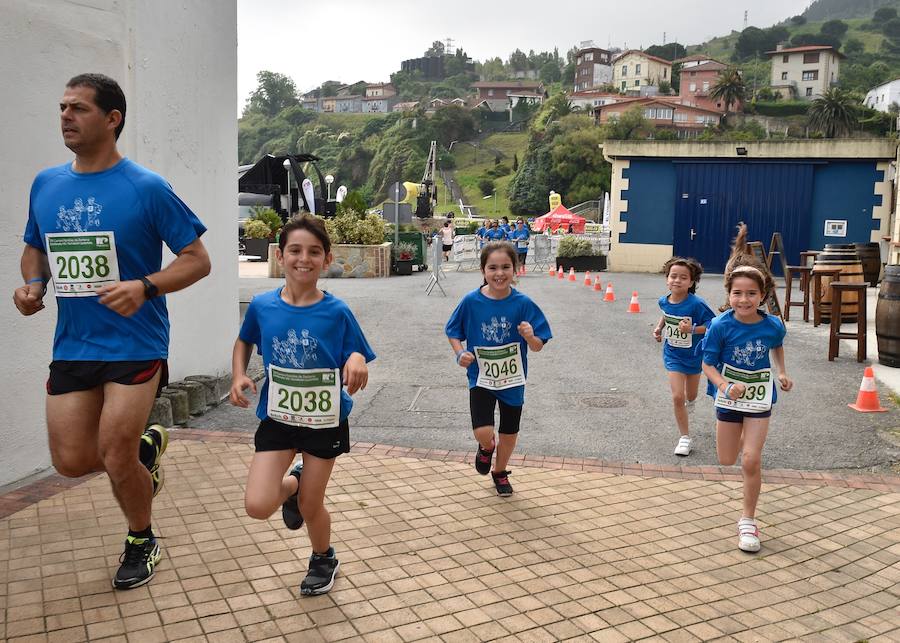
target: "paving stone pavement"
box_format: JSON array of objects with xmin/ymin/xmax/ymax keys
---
[{"xmin": 1, "ymin": 436, "xmax": 898, "ymax": 642}]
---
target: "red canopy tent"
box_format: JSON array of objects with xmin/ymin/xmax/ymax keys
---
[{"xmin": 531, "ymin": 204, "xmax": 587, "ymax": 233}]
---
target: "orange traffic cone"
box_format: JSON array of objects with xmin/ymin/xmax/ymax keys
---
[
  {"xmin": 848, "ymin": 367, "xmax": 888, "ymax": 412},
  {"xmin": 593, "ymin": 276, "xmax": 603, "ymax": 292},
  {"xmin": 603, "ymin": 283, "xmax": 615, "ymax": 302},
  {"xmin": 557, "ymin": 266, "xmax": 564, "ymax": 280},
  {"xmin": 584, "ymin": 271, "xmax": 592, "ymax": 286},
  {"xmin": 549, "ymin": 265, "xmax": 556, "ymax": 277},
  {"xmin": 627, "ymin": 291, "xmax": 642, "ymax": 313},
  {"xmin": 568, "ymin": 268, "xmax": 576, "ymax": 282}
]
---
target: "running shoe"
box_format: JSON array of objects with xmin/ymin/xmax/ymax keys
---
[
  {"xmin": 491, "ymin": 470, "xmax": 513, "ymax": 497},
  {"xmin": 300, "ymin": 547, "xmax": 339, "ymax": 596},
  {"xmin": 282, "ymin": 461, "xmax": 304, "ymax": 530},
  {"xmin": 674, "ymin": 435, "xmax": 693, "ymax": 456},
  {"xmin": 113, "ymin": 535, "xmax": 161, "ymax": 589},
  {"xmin": 141, "ymin": 424, "xmax": 168, "ymax": 497},
  {"xmin": 738, "ymin": 518, "xmax": 761, "ymax": 553},
  {"xmin": 475, "ymin": 442, "xmax": 495, "ymax": 475}
]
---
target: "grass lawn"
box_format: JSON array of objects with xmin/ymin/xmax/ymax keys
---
[{"xmin": 448, "ymin": 132, "xmax": 528, "ymax": 218}]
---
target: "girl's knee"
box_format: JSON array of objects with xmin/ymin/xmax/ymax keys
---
[
  {"xmin": 718, "ymin": 453, "xmax": 738, "ymax": 466},
  {"xmin": 741, "ymin": 452, "xmax": 762, "ymax": 475},
  {"xmin": 299, "ymin": 494, "xmax": 326, "ymax": 519},
  {"xmin": 244, "ymin": 496, "xmax": 277, "ymax": 520},
  {"xmin": 671, "ymin": 392, "xmax": 686, "ymax": 406}
]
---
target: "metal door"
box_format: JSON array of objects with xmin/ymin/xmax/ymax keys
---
[{"xmin": 674, "ymin": 163, "xmax": 813, "ymax": 274}]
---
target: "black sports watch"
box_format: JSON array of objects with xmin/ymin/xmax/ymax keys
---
[{"xmin": 139, "ymin": 276, "xmax": 159, "ymax": 300}]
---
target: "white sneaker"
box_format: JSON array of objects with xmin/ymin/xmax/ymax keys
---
[
  {"xmin": 673, "ymin": 435, "xmax": 693, "ymax": 456},
  {"xmin": 738, "ymin": 518, "xmax": 760, "ymax": 553}
]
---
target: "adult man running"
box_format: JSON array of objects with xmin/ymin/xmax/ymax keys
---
[{"xmin": 13, "ymin": 73, "xmax": 210, "ymax": 589}]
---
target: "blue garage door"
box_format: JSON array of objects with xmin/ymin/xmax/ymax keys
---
[{"xmin": 673, "ymin": 163, "xmax": 814, "ymax": 274}]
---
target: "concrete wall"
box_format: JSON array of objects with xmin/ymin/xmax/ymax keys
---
[{"xmin": 0, "ymin": 1, "xmax": 238, "ymax": 486}]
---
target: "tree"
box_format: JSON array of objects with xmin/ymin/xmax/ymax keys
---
[
  {"xmin": 791, "ymin": 33, "xmax": 842, "ymax": 49},
  {"xmin": 319, "ymin": 81, "xmax": 343, "ymax": 98},
  {"xmin": 509, "ymin": 49, "xmax": 528, "ymax": 72},
  {"xmin": 424, "ymin": 40, "xmax": 445, "ymax": 57},
  {"xmin": 844, "ymin": 38, "xmax": 865, "ymax": 55},
  {"xmin": 244, "ymin": 71, "xmax": 299, "ymax": 117},
  {"xmin": 821, "ymin": 20, "xmax": 848, "ymax": 38},
  {"xmin": 599, "ymin": 107, "xmax": 651, "ymax": 140},
  {"xmin": 884, "ymin": 18, "xmax": 900, "ymax": 39},
  {"xmin": 875, "ymin": 7, "xmax": 898, "ymax": 22},
  {"xmin": 808, "ymin": 88, "xmax": 859, "ymax": 138},
  {"xmin": 734, "ymin": 27, "xmax": 774, "ymax": 61},
  {"xmin": 710, "ymin": 68, "xmax": 746, "ymax": 114},
  {"xmin": 644, "ymin": 43, "xmax": 687, "ymax": 61},
  {"xmin": 790, "ymin": 15, "xmax": 807, "ymax": 25},
  {"xmin": 512, "ymin": 153, "xmax": 518, "ymax": 171},
  {"xmin": 549, "ymin": 115, "xmax": 610, "ymax": 205},
  {"xmin": 540, "ymin": 60, "xmax": 562, "ymax": 83}
]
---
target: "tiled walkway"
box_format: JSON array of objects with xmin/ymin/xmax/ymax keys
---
[{"xmin": 1, "ymin": 435, "xmax": 898, "ymax": 642}]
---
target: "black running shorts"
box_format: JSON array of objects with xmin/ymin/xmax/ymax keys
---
[
  {"xmin": 47, "ymin": 360, "xmax": 168, "ymax": 396},
  {"xmin": 468, "ymin": 386, "xmax": 522, "ymax": 434},
  {"xmin": 254, "ymin": 417, "xmax": 350, "ymax": 459},
  {"xmin": 715, "ymin": 408, "xmax": 772, "ymax": 423}
]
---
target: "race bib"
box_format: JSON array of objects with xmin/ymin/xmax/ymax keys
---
[
  {"xmin": 267, "ymin": 365, "xmax": 340, "ymax": 428},
  {"xmin": 664, "ymin": 315, "xmax": 692, "ymax": 349},
  {"xmin": 516, "ymin": 240, "xmax": 529, "ymax": 249},
  {"xmin": 714, "ymin": 364, "xmax": 773, "ymax": 413},
  {"xmin": 475, "ymin": 342, "xmax": 525, "ymax": 390},
  {"xmin": 46, "ymin": 231, "xmax": 120, "ymax": 297}
]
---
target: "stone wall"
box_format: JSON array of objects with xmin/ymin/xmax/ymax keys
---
[{"xmin": 268, "ymin": 243, "xmax": 392, "ymax": 278}]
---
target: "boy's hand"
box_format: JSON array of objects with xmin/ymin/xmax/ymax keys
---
[
  {"xmin": 458, "ymin": 351, "xmax": 475, "ymax": 368},
  {"xmin": 778, "ymin": 373, "xmax": 793, "ymax": 392},
  {"xmin": 230, "ymin": 374, "xmax": 256, "ymax": 408},
  {"xmin": 653, "ymin": 327, "xmax": 662, "ymax": 343},
  {"xmin": 343, "ymin": 353, "xmax": 368, "ymax": 395},
  {"xmin": 517, "ymin": 321, "xmax": 534, "ymax": 340}
]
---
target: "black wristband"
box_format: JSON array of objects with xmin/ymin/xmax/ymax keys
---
[{"xmin": 139, "ymin": 276, "xmax": 159, "ymax": 299}]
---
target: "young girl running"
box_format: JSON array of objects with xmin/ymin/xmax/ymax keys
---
[
  {"xmin": 653, "ymin": 257, "xmax": 715, "ymax": 456},
  {"xmin": 445, "ymin": 241, "xmax": 552, "ymax": 496},
  {"xmin": 230, "ymin": 215, "xmax": 375, "ymax": 595},
  {"xmin": 701, "ymin": 255, "xmax": 792, "ymax": 553}
]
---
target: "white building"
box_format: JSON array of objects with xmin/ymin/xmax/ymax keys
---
[
  {"xmin": 767, "ymin": 45, "xmax": 843, "ymax": 100},
  {"xmin": 864, "ymin": 78, "xmax": 900, "ymax": 112},
  {"xmin": 0, "ymin": 0, "xmax": 238, "ymax": 486}
]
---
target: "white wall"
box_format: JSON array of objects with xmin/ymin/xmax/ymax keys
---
[{"xmin": 0, "ymin": 0, "xmax": 237, "ymax": 487}]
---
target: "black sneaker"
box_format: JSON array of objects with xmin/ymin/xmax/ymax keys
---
[
  {"xmin": 113, "ymin": 535, "xmax": 161, "ymax": 589},
  {"xmin": 140, "ymin": 424, "xmax": 168, "ymax": 498},
  {"xmin": 491, "ymin": 470, "xmax": 513, "ymax": 497},
  {"xmin": 475, "ymin": 442, "xmax": 495, "ymax": 475},
  {"xmin": 282, "ymin": 462, "xmax": 304, "ymax": 530},
  {"xmin": 300, "ymin": 547, "xmax": 339, "ymax": 596}
]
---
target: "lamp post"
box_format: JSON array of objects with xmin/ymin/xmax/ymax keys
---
[
  {"xmin": 325, "ymin": 174, "xmax": 334, "ymax": 202},
  {"xmin": 282, "ymin": 158, "xmax": 291, "ymax": 214}
]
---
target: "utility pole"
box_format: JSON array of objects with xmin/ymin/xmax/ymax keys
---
[
  {"xmin": 743, "ymin": 10, "xmax": 748, "ymax": 30},
  {"xmin": 444, "ymin": 37, "xmax": 455, "ymax": 56}
]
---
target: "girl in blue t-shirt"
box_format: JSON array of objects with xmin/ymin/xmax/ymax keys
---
[
  {"xmin": 230, "ymin": 216, "xmax": 375, "ymax": 596},
  {"xmin": 701, "ymin": 257, "xmax": 792, "ymax": 554},
  {"xmin": 445, "ymin": 241, "xmax": 552, "ymax": 497},
  {"xmin": 652, "ymin": 257, "xmax": 715, "ymax": 457}
]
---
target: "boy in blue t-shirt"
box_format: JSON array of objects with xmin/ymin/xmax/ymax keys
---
[
  {"xmin": 14, "ymin": 73, "xmax": 210, "ymax": 590},
  {"xmin": 231, "ymin": 216, "xmax": 375, "ymax": 596}
]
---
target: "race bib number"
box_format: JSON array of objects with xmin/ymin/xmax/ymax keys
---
[
  {"xmin": 714, "ymin": 364, "xmax": 773, "ymax": 413},
  {"xmin": 267, "ymin": 365, "xmax": 340, "ymax": 428},
  {"xmin": 664, "ymin": 315, "xmax": 692, "ymax": 349},
  {"xmin": 516, "ymin": 240, "xmax": 529, "ymax": 249},
  {"xmin": 46, "ymin": 231, "xmax": 120, "ymax": 297},
  {"xmin": 475, "ymin": 342, "xmax": 525, "ymax": 390}
]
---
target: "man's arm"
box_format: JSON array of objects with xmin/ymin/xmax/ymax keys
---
[
  {"xmin": 97, "ymin": 237, "xmax": 211, "ymax": 317},
  {"xmin": 13, "ymin": 245, "xmax": 51, "ymax": 316}
]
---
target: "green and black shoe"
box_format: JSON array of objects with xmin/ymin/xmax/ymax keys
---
[
  {"xmin": 140, "ymin": 424, "xmax": 168, "ymax": 498},
  {"xmin": 113, "ymin": 535, "xmax": 161, "ymax": 589}
]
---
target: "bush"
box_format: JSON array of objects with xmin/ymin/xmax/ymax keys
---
[
  {"xmin": 753, "ymin": 101, "xmax": 808, "ymax": 117},
  {"xmin": 485, "ymin": 164, "xmax": 511, "ymax": 178},
  {"xmin": 478, "ymin": 177, "xmax": 495, "ymax": 196},
  {"xmin": 243, "ymin": 219, "xmax": 271, "ymax": 239},
  {"xmin": 556, "ymin": 235, "xmax": 597, "ymax": 258},
  {"xmin": 324, "ymin": 211, "xmax": 387, "ymax": 245},
  {"xmin": 250, "ymin": 206, "xmax": 282, "ymax": 238},
  {"xmin": 466, "ymin": 220, "xmax": 480, "ymax": 234},
  {"xmin": 393, "ymin": 241, "xmax": 417, "ymax": 261}
]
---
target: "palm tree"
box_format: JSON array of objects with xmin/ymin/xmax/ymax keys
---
[
  {"xmin": 710, "ymin": 68, "xmax": 746, "ymax": 115},
  {"xmin": 808, "ymin": 88, "xmax": 859, "ymax": 138}
]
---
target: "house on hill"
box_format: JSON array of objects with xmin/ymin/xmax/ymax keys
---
[
  {"xmin": 470, "ymin": 81, "xmax": 545, "ymax": 111},
  {"xmin": 767, "ymin": 44, "xmax": 844, "ymax": 100},
  {"xmin": 675, "ymin": 57, "xmax": 737, "ymax": 112},
  {"xmin": 594, "ymin": 97, "xmax": 722, "ymax": 136},
  {"xmin": 612, "ymin": 50, "xmax": 672, "ymax": 95},
  {"xmin": 574, "ymin": 42, "xmax": 613, "ymax": 92},
  {"xmin": 864, "ymin": 78, "xmax": 900, "ymax": 112}
]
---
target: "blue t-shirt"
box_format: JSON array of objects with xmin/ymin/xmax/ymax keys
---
[
  {"xmin": 509, "ymin": 228, "xmax": 530, "ymax": 252},
  {"xmin": 484, "ymin": 227, "xmax": 505, "ymax": 241},
  {"xmin": 445, "ymin": 287, "xmax": 552, "ymax": 406},
  {"xmin": 702, "ymin": 309, "xmax": 786, "ymax": 404},
  {"xmin": 23, "ymin": 158, "xmax": 206, "ymax": 361},
  {"xmin": 657, "ymin": 292, "xmax": 716, "ymax": 373},
  {"xmin": 239, "ymin": 289, "xmax": 376, "ymax": 422},
  {"xmin": 499, "ymin": 223, "xmax": 511, "ymax": 235}
]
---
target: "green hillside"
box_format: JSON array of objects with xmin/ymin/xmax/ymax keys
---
[
  {"xmin": 804, "ymin": 0, "xmax": 900, "ymax": 21},
  {"xmin": 450, "ymin": 132, "xmax": 528, "ymax": 218}
]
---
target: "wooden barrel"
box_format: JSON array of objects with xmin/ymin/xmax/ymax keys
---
[
  {"xmin": 877, "ymin": 266, "xmax": 900, "ymax": 367},
  {"xmin": 813, "ymin": 244, "xmax": 865, "ymax": 322},
  {"xmin": 853, "ymin": 242, "xmax": 881, "ymax": 287}
]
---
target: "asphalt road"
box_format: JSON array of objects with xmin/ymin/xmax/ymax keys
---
[{"xmin": 190, "ymin": 266, "xmax": 900, "ymax": 473}]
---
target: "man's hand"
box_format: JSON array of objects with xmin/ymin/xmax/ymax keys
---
[
  {"xmin": 230, "ymin": 374, "xmax": 257, "ymax": 408},
  {"xmin": 96, "ymin": 280, "xmax": 146, "ymax": 317},
  {"xmin": 343, "ymin": 353, "xmax": 369, "ymax": 395},
  {"xmin": 13, "ymin": 282, "xmax": 46, "ymax": 316}
]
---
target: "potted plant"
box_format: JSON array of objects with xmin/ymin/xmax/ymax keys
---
[
  {"xmin": 555, "ymin": 235, "xmax": 606, "ymax": 272},
  {"xmin": 241, "ymin": 219, "xmax": 272, "ymax": 262},
  {"xmin": 393, "ymin": 241, "xmax": 417, "ymax": 275}
]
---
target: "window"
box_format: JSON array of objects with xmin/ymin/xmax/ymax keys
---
[
  {"xmin": 802, "ymin": 70, "xmax": 818, "ymax": 81},
  {"xmin": 488, "ymin": 89, "xmax": 494, "ymax": 97},
  {"xmin": 506, "ymin": 90, "xmax": 511, "ymax": 95},
  {"xmin": 689, "ymin": 83, "xmax": 696, "ymax": 91},
  {"xmin": 674, "ymin": 112, "xmax": 688, "ymax": 122},
  {"xmin": 585, "ymin": 52, "xmax": 593, "ymax": 61},
  {"xmin": 663, "ymin": 68, "xmax": 667, "ymax": 78},
  {"xmin": 577, "ymin": 56, "xmax": 582, "ymax": 65},
  {"xmin": 806, "ymin": 87, "xmax": 813, "ymax": 97},
  {"xmin": 636, "ymin": 64, "xmax": 641, "ymax": 74},
  {"xmin": 781, "ymin": 71, "xmax": 788, "ymax": 80},
  {"xmin": 622, "ymin": 65, "xmax": 628, "ymax": 76},
  {"xmin": 782, "ymin": 54, "xmax": 789, "ymax": 63},
  {"xmin": 803, "ymin": 52, "xmax": 820, "ymax": 64},
  {"xmin": 690, "ymin": 71, "xmax": 696, "ymax": 77},
  {"xmin": 702, "ymin": 81, "xmax": 709, "ymax": 92},
  {"xmin": 621, "ymin": 81, "xmax": 627, "ymax": 90},
  {"xmin": 634, "ymin": 80, "xmax": 640, "ymax": 86}
]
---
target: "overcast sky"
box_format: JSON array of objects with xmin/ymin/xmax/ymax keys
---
[{"xmin": 237, "ymin": 0, "xmax": 811, "ymax": 114}]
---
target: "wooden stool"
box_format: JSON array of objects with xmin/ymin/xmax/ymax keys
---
[
  {"xmin": 812, "ymin": 268, "xmax": 841, "ymax": 327},
  {"xmin": 784, "ymin": 265, "xmax": 811, "ymax": 322},
  {"xmin": 828, "ymin": 281, "xmax": 867, "ymax": 362},
  {"xmin": 800, "ymin": 250, "xmax": 820, "ymax": 268}
]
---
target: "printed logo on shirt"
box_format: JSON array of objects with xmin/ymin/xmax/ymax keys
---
[
  {"xmin": 482, "ymin": 316, "xmax": 512, "ymax": 343},
  {"xmin": 56, "ymin": 197, "xmax": 103, "ymax": 232},
  {"xmin": 731, "ymin": 340, "xmax": 769, "ymax": 368},
  {"xmin": 272, "ymin": 329, "xmax": 320, "ymax": 368}
]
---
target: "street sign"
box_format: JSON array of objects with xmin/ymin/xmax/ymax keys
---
[{"xmin": 388, "ymin": 182, "xmax": 407, "ymax": 203}]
